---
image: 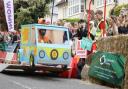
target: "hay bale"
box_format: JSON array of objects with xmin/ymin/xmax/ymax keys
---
[
  {"xmin": 81, "ymin": 53, "xmax": 94, "ymax": 80},
  {"xmin": 97, "ymin": 35, "xmax": 128, "ymax": 57},
  {"xmin": 96, "ymin": 35, "xmax": 128, "ymax": 89},
  {"xmin": 81, "ymin": 64, "xmax": 90, "ymax": 80}
]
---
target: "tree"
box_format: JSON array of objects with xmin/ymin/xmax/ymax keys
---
[
  {"xmin": 0, "ymin": 0, "xmax": 7, "ymax": 31},
  {"xmin": 63, "ymin": 18, "xmax": 85, "ymax": 23},
  {"xmin": 113, "ymin": 4, "xmax": 128, "ymax": 16},
  {"xmin": 14, "ymin": 0, "xmax": 52, "ymax": 29},
  {"xmin": 0, "ymin": 0, "xmax": 52, "ymax": 31}
]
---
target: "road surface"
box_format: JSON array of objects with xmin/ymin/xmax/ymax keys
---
[{"xmin": 0, "ymin": 71, "xmax": 114, "ymax": 89}]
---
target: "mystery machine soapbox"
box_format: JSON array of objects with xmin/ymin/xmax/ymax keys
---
[
  {"xmin": 19, "ymin": 24, "xmax": 71, "ymax": 69},
  {"xmin": 0, "ymin": 24, "xmax": 71, "ymax": 72}
]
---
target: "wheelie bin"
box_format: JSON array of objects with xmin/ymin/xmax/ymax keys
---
[{"xmin": 88, "ymin": 51, "xmax": 126, "ymax": 86}]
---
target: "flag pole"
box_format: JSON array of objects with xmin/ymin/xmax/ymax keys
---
[
  {"xmin": 103, "ymin": 0, "xmax": 106, "ymax": 36},
  {"xmin": 87, "ymin": 0, "xmax": 92, "ymax": 38},
  {"xmin": 51, "ymin": 0, "xmax": 55, "ymax": 24}
]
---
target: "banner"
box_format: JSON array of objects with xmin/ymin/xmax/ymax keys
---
[
  {"xmin": 3, "ymin": 0, "xmax": 15, "ymax": 32},
  {"xmin": 75, "ymin": 40, "xmax": 87, "ymax": 58}
]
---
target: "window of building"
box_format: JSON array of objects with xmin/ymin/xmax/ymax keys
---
[
  {"xmin": 97, "ymin": 0, "xmax": 100, "ymax": 6},
  {"xmin": 96, "ymin": 0, "xmax": 113, "ymax": 7},
  {"xmin": 68, "ymin": 0, "xmax": 82, "ymax": 16},
  {"xmin": 102, "ymin": 0, "xmax": 104, "ymax": 5},
  {"xmin": 81, "ymin": 5, "xmax": 84, "ymax": 12},
  {"xmin": 108, "ymin": 0, "xmax": 112, "ymax": 3},
  {"xmin": 63, "ymin": 7, "xmax": 67, "ymax": 18}
]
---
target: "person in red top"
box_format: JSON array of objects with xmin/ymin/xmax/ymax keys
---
[{"xmin": 95, "ymin": 10, "xmax": 107, "ymax": 37}]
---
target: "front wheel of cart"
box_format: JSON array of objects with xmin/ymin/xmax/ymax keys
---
[{"xmin": 29, "ymin": 54, "xmax": 35, "ymax": 68}]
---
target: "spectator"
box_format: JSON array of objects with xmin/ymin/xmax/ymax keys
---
[
  {"xmin": 89, "ymin": 21, "xmax": 97, "ymax": 40},
  {"xmin": 0, "ymin": 32, "xmax": 4, "ymax": 42},
  {"xmin": 63, "ymin": 22, "xmax": 73, "ymax": 43},
  {"xmin": 76, "ymin": 19, "xmax": 87, "ymax": 40},
  {"xmin": 70, "ymin": 22, "xmax": 78, "ymax": 37},
  {"xmin": 124, "ymin": 14, "xmax": 128, "ymax": 34},
  {"xmin": 57, "ymin": 19, "xmax": 64, "ymax": 26},
  {"xmin": 107, "ymin": 15, "xmax": 118, "ymax": 36},
  {"xmin": 95, "ymin": 10, "xmax": 109, "ymax": 38},
  {"xmin": 118, "ymin": 15, "xmax": 128, "ymax": 34}
]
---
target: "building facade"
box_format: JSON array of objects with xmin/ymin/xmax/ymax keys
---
[
  {"xmin": 56, "ymin": 0, "xmax": 68, "ymax": 19},
  {"xmin": 56, "ymin": 0, "xmax": 128, "ymax": 20},
  {"xmin": 94, "ymin": 0, "xmax": 115, "ymax": 17},
  {"xmin": 117, "ymin": 0, "xmax": 128, "ymax": 5},
  {"xmin": 68, "ymin": 0, "xmax": 85, "ymax": 18},
  {"xmin": 56, "ymin": 0, "xmax": 85, "ymax": 19}
]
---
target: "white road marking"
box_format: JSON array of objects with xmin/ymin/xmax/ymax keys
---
[
  {"xmin": 11, "ymin": 80, "xmax": 32, "ymax": 89},
  {"xmin": 0, "ymin": 75, "xmax": 33, "ymax": 89}
]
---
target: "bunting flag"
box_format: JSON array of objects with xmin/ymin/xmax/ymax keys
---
[{"xmin": 3, "ymin": 0, "xmax": 15, "ymax": 32}]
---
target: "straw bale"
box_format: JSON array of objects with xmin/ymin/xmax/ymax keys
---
[
  {"xmin": 81, "ymin": 64, "xmax": 90, "ymax": 81},
  {"xmin": 97, "ymin": 35, "xmax": 128, "ymax": 56}
]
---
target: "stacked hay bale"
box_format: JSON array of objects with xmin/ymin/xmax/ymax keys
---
[
  {"xmin": 96, "ymin": 35, "xmax": 128, "ymax": 89},
  {"xmin": 96, "ymin": 35, "xmax": 128, "ymax": 58}
]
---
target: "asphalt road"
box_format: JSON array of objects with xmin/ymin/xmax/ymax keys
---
[{"xmin": 0, "ymin": 71, "xmax": 113, "ymax": 89}]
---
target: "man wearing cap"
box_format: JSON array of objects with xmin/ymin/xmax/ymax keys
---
[{"xmin": 95, "ymin": 10, "xmax": 108, "ymax": 38}]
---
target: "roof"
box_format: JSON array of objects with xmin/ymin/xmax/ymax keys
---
[{"xmin": 56, "ymin": 0, "xmax": 68, "ymax": 6}]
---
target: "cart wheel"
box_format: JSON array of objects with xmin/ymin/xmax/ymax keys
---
[{"xmin": 29, "ymin": 54, "xmax": 35, "ymax": 68}]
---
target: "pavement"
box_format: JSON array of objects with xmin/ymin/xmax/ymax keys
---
[{"xmin": 0, "ymin": 70, "xmax": 115, "ymax": 89}]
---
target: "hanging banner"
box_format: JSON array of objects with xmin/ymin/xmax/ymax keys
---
[{"xmin": 3, "ymin": 0, "xmax": 15, "ymax": 32}]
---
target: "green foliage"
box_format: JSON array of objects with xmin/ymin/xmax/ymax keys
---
[
  {"xmin": 0, "ymin": 0, "xmax": 7, "ymax": 31},
  {"xmin": 114, "ymin": 4, "xmax": 128, "ymax": 16},
  {"xmin": 14, "ymin": 0, "xmax": 52, "ymax": 29},
  {"xmin": 63, "ymin": 18, "xmax": 85, "ymax": 23}
]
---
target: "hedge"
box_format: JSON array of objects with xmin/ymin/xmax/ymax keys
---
[
  {"xmin": 63, "ymin": 18, "xmax": 86, "ymax": 23},
  {"xmin": 114, "ymin": 4, "xmax": 128, "ymax": 16}
]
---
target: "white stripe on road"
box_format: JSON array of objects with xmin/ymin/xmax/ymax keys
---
[
  {"xmin": 11, "ymin": 80, "xmax": 32, "ymax": 89},
  {"xmin": 0, "ymin": 75, "xmax": 33, "ymax": 89}
]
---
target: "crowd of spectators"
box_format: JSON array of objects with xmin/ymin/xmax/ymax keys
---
[{"xmin": 54, "ymin": 10, "xmax": 128, "ymax": 42}]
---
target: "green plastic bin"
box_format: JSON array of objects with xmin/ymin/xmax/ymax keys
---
[{"xmin": 88, "ymin": 51, "xmax": 126, "ymax": 86}]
